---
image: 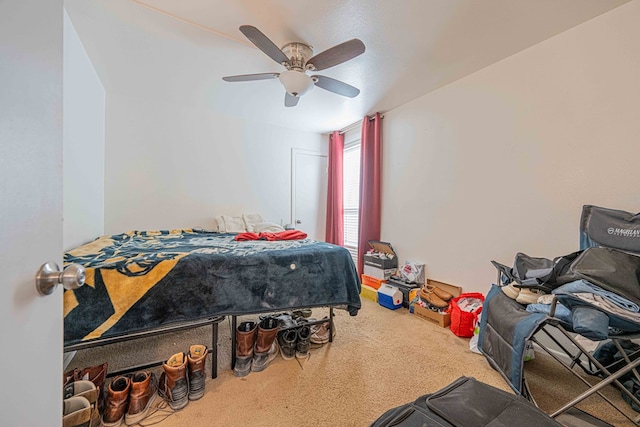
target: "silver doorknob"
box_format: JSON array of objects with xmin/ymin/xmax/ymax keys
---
[
  {"xmin": 36, "ymin": 262, "xmax": 86, "ymax": 296},
  {"xmin": 296, "ymin": 220, "xmax": 302, "ymax": 224}
]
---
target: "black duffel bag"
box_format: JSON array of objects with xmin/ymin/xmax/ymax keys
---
[{"xmin": 370, "ymin": 376, "xmax": 562, "ymax": 427}]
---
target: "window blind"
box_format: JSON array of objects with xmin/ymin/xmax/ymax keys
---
[{"xmin": 343, "ymin": 143, "xmax": 360, "ymax": 263}]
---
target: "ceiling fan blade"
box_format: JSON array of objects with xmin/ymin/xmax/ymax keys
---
[
  {"xmin": 222, "ymin": 73, "xmax": 279, "ymax": 82},
  {"xmin": 306, "ymin": 39, "xmax": 365, "ymax": 71},
  {"xmin": 239, "ymin": 25, "xmax": 290, "ymax": 65},
  {"xmin": 284, "ymin": 92, "xmax": 299, "ymax": 107},
  {"xmin": 313, "ymin": 75, "xmax": 360, "ymax": 98}
]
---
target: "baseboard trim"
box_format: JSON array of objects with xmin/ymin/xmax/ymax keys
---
[{"xmin": 63, "ymin": 350, "xmax": 77, "ymax": 370}]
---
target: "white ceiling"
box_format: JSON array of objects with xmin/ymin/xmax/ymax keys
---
[{"xmin": 64, "ymin": 0, "xmax": 629, "ymax": 134}]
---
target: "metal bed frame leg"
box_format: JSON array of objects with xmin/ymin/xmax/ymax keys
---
[
  {"xmin": 211, "ymin": 320, "xmax": 218, "ymax": 379},
  {"xmin": 231, "ymin": 315, "xmax": 237, "ymax": 371},
  {"xmin": 329, "ymin": 307, "xmax": 334, "ymax": 343}
]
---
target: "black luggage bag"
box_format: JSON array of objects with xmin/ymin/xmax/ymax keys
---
[{"xmin": 370, "ymin": 376, "xmax": 562, "ymax": 427}]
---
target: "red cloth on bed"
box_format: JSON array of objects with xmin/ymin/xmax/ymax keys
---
[
  {"xmin": 234, "ymin": 232, "xmax": 259, "ymax": 241},
  {"xmin": 234, "ymin": 230, "xmax": 308, "ymax": 241}
]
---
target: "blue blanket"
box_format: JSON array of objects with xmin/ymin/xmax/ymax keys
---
[{"xmin": 64, "ymin": 229, "xmax": 361, "ymax": 346}]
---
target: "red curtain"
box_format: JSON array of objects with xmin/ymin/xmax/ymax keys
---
[
  {"xmin": 357, "ymin": 113, "xmax": 382, "ymax": 275},
  {"xmin": 325, "ymin": 131, "xmax": 344, "ymax": 245}
]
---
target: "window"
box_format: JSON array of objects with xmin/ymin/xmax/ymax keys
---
[{"xmin": 343, "ymin": 134, "xmax": 360, "ymax": 263}]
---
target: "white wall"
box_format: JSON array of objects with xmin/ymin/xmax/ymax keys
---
[
  {"xmin": 382, "ymin": 1, "xmax": 640, "ymax": 293},
  {"xmin": 63, "ymin": 10, "xmax": 105, "ymax": 250},
  {"xmin": 104, "ymin": 93, "xmax": 326, "ymax": 233}
]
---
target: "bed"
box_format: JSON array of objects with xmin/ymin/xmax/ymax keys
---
[{"xmin": 63, "ymin": 228, "xmax": 361, "ymax": 377}]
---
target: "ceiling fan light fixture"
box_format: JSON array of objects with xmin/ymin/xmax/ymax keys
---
[
  {"xmin": 278, "ymin": 70, "xmax": 314, "ymax": 97},
  {"xmin": 224, "ymin": 26, "xmax": 364, "ymax": 106}
]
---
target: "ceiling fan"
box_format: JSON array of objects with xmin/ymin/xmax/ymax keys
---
[{"xmin": 222, "ymin": 25, "xmax": 365, "ymax": 107}]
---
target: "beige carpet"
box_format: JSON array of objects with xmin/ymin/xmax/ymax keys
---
[{"xmin": 67, "ymin": 298, "xmax": 639, "ymax": 426}]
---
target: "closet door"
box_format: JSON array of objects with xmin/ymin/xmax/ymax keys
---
[{"xmin": 291, "ymin": 148, "xmax": 328, "ymax": 241}]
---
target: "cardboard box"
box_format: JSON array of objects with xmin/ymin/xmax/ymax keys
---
[
  {"xmin": 413, "ymin": 279, "xmax": 462, "ymax": 328},
  {"xmin": 414, "ymin": 305, "xmax": 451, "ymax": 328},
  {"xmin": 363, "ymin": 264, "xmax": 396, "ymax": 280},
  {"xmin": 360, "ymin": 284, "xmax": 378, "ymax": 302},
  {"xmin": 364, "ymin": 240, "xmax": 398, "ymax": 270}
]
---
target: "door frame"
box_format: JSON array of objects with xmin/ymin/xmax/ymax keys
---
[{"xmin": 290, "ymin": 148, "xmax": 327, "ymax": 230}]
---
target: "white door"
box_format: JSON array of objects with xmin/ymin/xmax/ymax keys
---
[
  {"xmin": 0, "ymin": 1, "xmax": 63, "ymax": 425},
  {"xmin": 291, "ymin": 149, "xmax": 328, "ymax": 241}
]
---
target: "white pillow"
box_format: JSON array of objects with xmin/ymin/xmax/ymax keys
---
[
  {"xmin": 252, "ymin": 222, "xmax": 285, "ymax": 233},
  {"xmin": 222, "ymin": 215, "xmax": 246, "ymax": 233},
  {"xmin": 242, "ymin": 213, "xmax": 264, "ymax": 232},
  {"xmin": 214, "ymin": 216, "xmax": 225, "ymax": 232}
]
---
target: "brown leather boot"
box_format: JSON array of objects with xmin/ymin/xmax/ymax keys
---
[
  {"xmin": 187, "ymin": 345, "xmax": 208, "ymax": 401},
  {"xmin": 158, "ymin": 352, "xmax": 189, "ymax": 410},
  {"xmin": 102, "ymin": 376, "xmax": 131, "ymax": 427},
  {"xmin": 63, "ymin": 396, "xmax": 91, "ymax": 427},
  {"xmin": 124, "ymin": 371, "xmax": 158, "ymax": 426},
  {"xmin": 251, "ymin": 316, "xmax": 279, "ymax": 372},
  {"xmin": 63, "ymin": 380, "xmax": 100, "ymax": 427},
  {"xmin": 64, "ymin": 362, "xmax": 108, "ymax": 415},
  {"xmin": 233, "ymin": 321, "xmax": 257, "ymax": 377}
]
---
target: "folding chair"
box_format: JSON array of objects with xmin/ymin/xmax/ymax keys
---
[{"xmin": 480, "ymin": 205, "xmax": 640, "ymax": 426}]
